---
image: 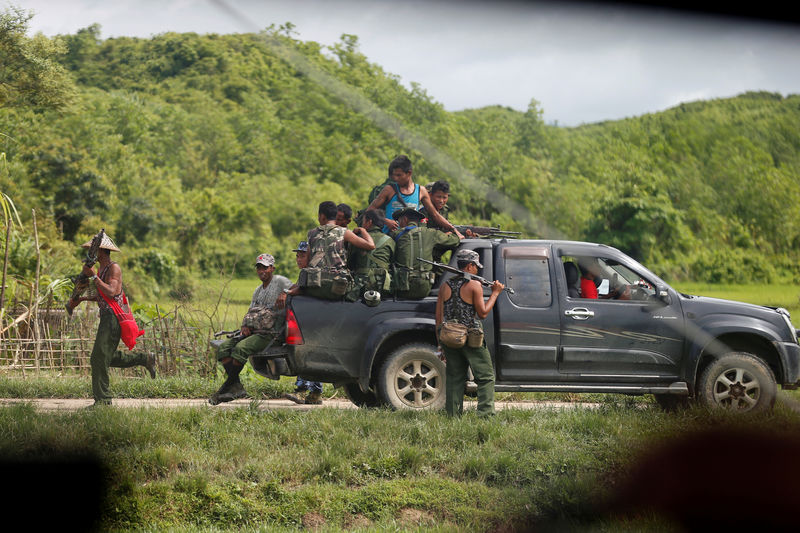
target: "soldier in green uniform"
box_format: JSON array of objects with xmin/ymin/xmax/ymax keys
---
[
  {"xmin": 391, "ymin": 207, "xmax": 461, "ymax": 299},
  {"xmin": 301, "ymin": 201, "xmax": 375, "ymax": 300},
  {"xmin": 348, "ymin": 208, "xmax": 395, "ymax": 297},
  {"xmin": 420, "ymin": 180, "xmax": 451, "ymax": 232}
]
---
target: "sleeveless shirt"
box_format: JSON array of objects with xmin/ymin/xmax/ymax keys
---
[
  {"xmin": 443, "ymin": 276, "xmax": 482, "ymax": 331},
  {"xmin": 383, "ymin": 183, "xmax": 421, "ymax": 233}
]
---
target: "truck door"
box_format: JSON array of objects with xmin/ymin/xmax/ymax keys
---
[
  {"xmin": 557, "ymin": 247, "xmax": 684, "ymax": 382},
  {"xmin": 492, "ymin": 245, "xmax": 561, "ymax": 382}
]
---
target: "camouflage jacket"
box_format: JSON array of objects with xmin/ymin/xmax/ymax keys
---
[{"xmin": 307, "ymin": 223, "xmax": 347, "ymax": 271}]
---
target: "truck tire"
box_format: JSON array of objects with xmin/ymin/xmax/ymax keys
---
[
  {"xmin": 697, "ymin": 352, "xmax": 776, "ymax": 412},
  {"xmin": 377, "ymin": 343, "xmax": 446, "ymax": 410},
  {"xmin": 342, "ymin": 383, "xmax": 383, "ymax": 408}
]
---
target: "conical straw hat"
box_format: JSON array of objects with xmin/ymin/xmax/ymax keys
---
[{"xmin": 81, "ymin": 233, "xmax": 121, "ymax": 252}]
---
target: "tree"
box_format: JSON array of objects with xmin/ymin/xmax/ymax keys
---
[{"xmin": 0, "ymin": 6, "xmax": 76, "ymax": 110}]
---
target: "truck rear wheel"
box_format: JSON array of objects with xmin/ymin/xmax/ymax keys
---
[
  {"xmin": 342, "ymin": 383, "xmax": 383, "ymax": 408},
  {"xmin": 377, "ymin": 343, "xmax": 446, "ymax": 410},
  {"xmin": 697, "ymin": 352, "xmax": 776, "ymax": 412}
]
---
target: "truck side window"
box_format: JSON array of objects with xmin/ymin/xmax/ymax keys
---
[{"xmin": 505, "ymin": 257, "xmax": 552, "ymax": 307}]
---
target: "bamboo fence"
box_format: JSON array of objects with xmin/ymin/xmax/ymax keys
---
[{"xmin": 0, "ymin": 302, "xmax": 216, "ymax": 377}]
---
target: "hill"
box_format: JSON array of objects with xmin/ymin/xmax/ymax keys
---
[{"xmin": 2, "ymin": 23, "xmax": 799, "ymax": 301}]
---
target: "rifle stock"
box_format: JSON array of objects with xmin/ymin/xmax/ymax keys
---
[{"xmin": 417, "ymin": 258, "xmax": 514, "ymax": 294}]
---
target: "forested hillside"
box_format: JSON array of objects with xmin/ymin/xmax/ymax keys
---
[{"xmin": 2, "ymin": 16, "xmax": 799, "ymax": 302}]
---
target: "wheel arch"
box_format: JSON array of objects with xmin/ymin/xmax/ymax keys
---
[
  {"xmin": 694, "ymin": 332, "xmax": 783, "ymax": 393},
  {"xmin": 359, "ymin": 322, "xmax": 437, "ymax": 391}
]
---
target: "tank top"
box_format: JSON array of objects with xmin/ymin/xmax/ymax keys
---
[
  {"xmin": 443, "ymin": 277, "xmax": 482, "ymax": 331},
  {"xmin": 96, "ymin": 262, "xmax": 124, "ymax": 313},
  {"xmin": 383, "ymin": 183, "xmax": 421, "ymax": 233}
]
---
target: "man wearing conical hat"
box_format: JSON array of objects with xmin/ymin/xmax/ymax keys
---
[{"xmin": 68, "ymin": 233, "xmax": 156, "ymax": 406}]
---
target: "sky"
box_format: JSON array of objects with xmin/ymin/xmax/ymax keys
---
[{"xmin": 10, "ymin": 0, "xmax": 800, "ymax": 126}]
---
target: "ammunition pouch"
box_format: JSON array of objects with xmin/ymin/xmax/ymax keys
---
[{"xmin": 303, "ymin": 270, "xmax": 354, "ymax": 301}]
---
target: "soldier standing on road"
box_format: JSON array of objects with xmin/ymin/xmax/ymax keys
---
[
  {"xmin": 435, "ymin": 249, "xmax": 504, "ymax": 417},
  {"xmin": 67, "ymin": 234, "xmax": 156, "ymax": 406},
  {"xmin": 209, "ymin": 253, "xmax": 292, "ymax": 405},
  {"xmin": 285, "ymin": 241, "xmax": 323, "ymax": 405},
  {"xmin": 391, "ymin": 207, "xmax": 460, "ymax": 299}
]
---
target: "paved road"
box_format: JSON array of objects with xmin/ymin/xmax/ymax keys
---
[{"xmin": 0, "ymin": 397, "xmax": 600, "ymax": 412}]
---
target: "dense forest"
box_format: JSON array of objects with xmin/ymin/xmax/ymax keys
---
[{"xmin": 2, "ymin": 9, "xmax": 799, "ymax": 304}]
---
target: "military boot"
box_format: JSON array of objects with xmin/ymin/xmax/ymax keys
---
[
  {"xmin": 283, "ymin": 390, "xmax": 307, "ymax": 404},
  {"xmin": 144, "ymin": 352, "xmax": 157, "ymax": 379},
  {"xmin": 209, "ymin": 359, "xmax": 245, "ymax": 405},
  {"xmin": 305, "ymin": 391, "xmax": 323, "ymax": 405}
]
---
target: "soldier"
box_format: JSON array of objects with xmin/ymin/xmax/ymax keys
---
[
  {"xmin": 436, "ymin": 249, "xmax": 504, "ymax": 417},
  {"xmin": 420, "ymin": 180, "xmax": 451, "ymax": 232},
  {"xmin": 367, "ymin": 155, "xmax": 463, "ymax": 237},
  {"xmin": 391, "ymin": 207, "xmax": 461, "ymax": 299},
  {"xmin": 209, "ymin": 253, "xmax": 292, "ymax": 405},
  {"xmin": 67, "ymin": 233, "xmax": 156, "ymax": 406},
  {"xmin": 285, "ymin": 240, "xmax": 323, "ymax": 405},
  {"xmin": 301, "ymin": 201, "xmax": 374, "ymax": 300},
  {"xmin": 335, "ymin": 203, "xmax": 353, "ymax": 228},
  {"xmin": 348, "ymin": 208, "xmax": 395, "ymax": 297}
]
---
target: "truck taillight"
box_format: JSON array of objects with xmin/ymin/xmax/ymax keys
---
[{"xmin": 285, "ymin": 308, "xmax": 304, "ymax": 345}]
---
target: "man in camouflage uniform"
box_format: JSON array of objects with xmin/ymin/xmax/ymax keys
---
[
  {"xmin": 285, "ymin": 240, "xmax": 324, "ymax": 405},
  {"xmin": 348, "ymin": 208, "xmax": 395, "ymax": 297},
  {"xmin": 420, "ymin": 180, "xmax": 451, "ymax": 232},
  {"xmin": 209, "ymin": 253, "xmax": 292, "ymax": 405},
  {"xmin": 300, "ymin": 201, "xmax": 375, "ymax": 300},
  {"xmin": 391, "ymin": 207, "xmax": 461, "ymax": 299}
]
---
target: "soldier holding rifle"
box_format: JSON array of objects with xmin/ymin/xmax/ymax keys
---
[
  {"xmin": 67, "ymin": 231, "xmax": 156, "ymax": 407},
  {"xmin": 434, "ymin": 249, "xmax": 504, "ymax": 417}
]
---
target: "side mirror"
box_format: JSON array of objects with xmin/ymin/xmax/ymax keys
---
[{"xmin": 658, "ymin": 288, "xmax": 671, "ymax": 305}]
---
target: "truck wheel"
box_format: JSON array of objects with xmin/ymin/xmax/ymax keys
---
[
  {"xmin": 343, "ymin": 383, "xmax": 383, "ymax": 408},
  {"xmin": 377, "ymin": 343, "xmax": 446, "ymax": 410},
  {"xmin": 697, "ymin": 352, "xmax": 776, "ymax": 412}
]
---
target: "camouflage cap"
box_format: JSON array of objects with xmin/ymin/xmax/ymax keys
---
[
  {"xmin": 292, "ymin": 241, "xmax": 309, "ymax": 252},
  {"xmin": 456, "ymin": 249, "xmax": 483, "ymax": 268},
  {"xmin": 255, "ymin": 253, "xmax": 275, "ymax": 267}
]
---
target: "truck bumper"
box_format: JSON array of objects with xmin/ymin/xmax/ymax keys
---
[{"xmin": 778, "ymin": 341, "xmax": 800, "ymax": 387}]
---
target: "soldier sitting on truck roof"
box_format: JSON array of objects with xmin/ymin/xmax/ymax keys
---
[
  {"xmin": 348, "ymin": 208, "xmax": 395, "ymax": 299},
  {"xmin": 299, "ymin": 201, "xmax": 375, "ymax": 300},
  {"xmin": 391, "ymin": 207, "xmax": 461, "ymax": 299}
]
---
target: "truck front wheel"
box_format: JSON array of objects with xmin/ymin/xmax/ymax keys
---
[
  {"xmin": 698, "ymin": 352, "xmax": 776, "ymax": 412},
  {"xmin": 377, "ymin": 343, "xmax": 446, "ymax": 410}
]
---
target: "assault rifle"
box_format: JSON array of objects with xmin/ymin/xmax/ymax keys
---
[
  {"xmin": 417, "ymin": 258, "xmax": 515, "ymax": 294},
  {"xmin": 454, "ymin": 225, "xmax": 521, "ymax": 239},
  {"xmin": 65, "ymin": 228, "xmax": 105, "ymax": 316}
]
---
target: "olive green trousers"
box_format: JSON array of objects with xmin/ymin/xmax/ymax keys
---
[
  {"xmin": 91, "ymin": 311, "xmax": 148, "ymax": 404},
  {"xmin": 442, "ymin": 343, "xmax": 495, "ymax": 417}
]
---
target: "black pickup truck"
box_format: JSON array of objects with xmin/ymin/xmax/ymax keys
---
[{"xmin": 250, "ymin": 239, "xmax": 800, "ymax": 412}]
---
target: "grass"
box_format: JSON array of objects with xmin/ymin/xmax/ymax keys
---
[
  {"xmin": 672, "ymin": 282, "xmax": 800, "ymax": 317},
  {"xmin": 4, "ymin": 398, "xmax": 800, "ymax": 531}
]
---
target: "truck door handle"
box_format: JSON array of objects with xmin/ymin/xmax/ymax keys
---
[{"xmin": 565, "ymin": 307, "xmax": 595, "ymax": 320}]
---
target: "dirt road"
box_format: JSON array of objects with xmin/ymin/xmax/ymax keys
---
[{"xmin": 0, "ymin": 397, "xmax": 599, "ymax": 412}]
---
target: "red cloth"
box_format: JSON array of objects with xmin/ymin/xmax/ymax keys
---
[
  {"xmin": 98, "ymin": 290, "xmax": 144, "ymax": 350},
  {"xmin": 580, "ymin": 277, "xmax": 598, "ymax": 299}
]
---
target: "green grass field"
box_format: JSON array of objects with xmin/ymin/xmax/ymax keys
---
[{"xmin": 4, "ymin": 398, "xmax": 800, "ymax": 531}]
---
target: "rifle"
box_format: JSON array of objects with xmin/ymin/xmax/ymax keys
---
[
  {"xmin": 65, "ymin": 229, "xmax": 104, "ymax": 316},
  {"xmin": 454, "ymin": 225, "xmax": 521, "ymax": 239},
  {"xmin": 417, "ymin": 258, "xmax": 515, "ymax": 294}
]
